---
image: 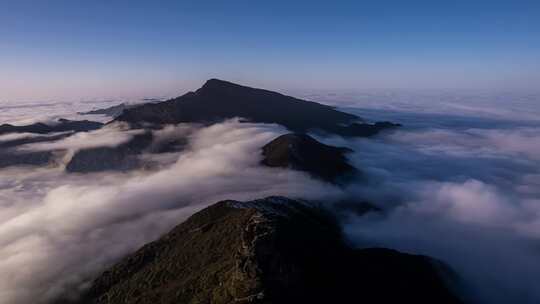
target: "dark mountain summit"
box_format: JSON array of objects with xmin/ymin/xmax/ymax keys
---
[
  {"xmin": 0, "ymin": 119, "xmax": 103, "ymax": 135},
  {"xmin": 115, "ymin": 79, "xmax": 400, "ymax": 137},
  {"xmin": 79, "ymin": 197, "xmax": 464, "ymax": 304},
  {"xmin": 261, "ymin": 133, "xmax": 357, "ymax": 183}
]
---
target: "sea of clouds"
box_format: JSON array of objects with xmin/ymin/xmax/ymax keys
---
[
  {"xmin": 0, "ymin": 98, "xmax": 158, "ymax": 126},
  {"xmin": 0, "ymin": 90, "xmax": 539, "ymax": 304},
  {"xmin": 325, "ymin": 124, "xmax": 540, "ymax": 304},
  {"xmin": 315, "ymin": 91, "xmax": 540, "ymax": 304},
  {"xmin": 0, "ymin": 119, "xmax": 341, "ymax": 304}
]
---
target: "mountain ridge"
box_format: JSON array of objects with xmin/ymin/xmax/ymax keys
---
[
  {"xmin": 115, "ymin": 79, "xmax": 400, "ymax": 137},
  {"xmin": 261, "ymin": 133, "xmax": 358, "ymax": 183},
  {"xmin": 0, "ymin": 119, "xmax": 103, "ymax": 135},
  {"xmin": 76, "ymin": 196, "xmax": 465, "ymax": 304}
]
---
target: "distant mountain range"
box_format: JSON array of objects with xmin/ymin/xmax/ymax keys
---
[
  {"xmin": 0, "ymin": 80, "xmax": 399, "ymax": 173},
  {"xmin": 0, "ymin": 80, "xmax": 466, "ymax": 304},
  {"xmin": 62, "ymin": 80, "xmax": 399, "ymax": 173},
  {"xmin": 0, "ymin": 119, "xmax": 103, "ymax": 169},
  {"xmin": 0, "ymin": 119, "xmax": 102, "ymax": 135},
  {"xmin": 78, "ymin": 103, "xmax": 133, "ymax": 118}
]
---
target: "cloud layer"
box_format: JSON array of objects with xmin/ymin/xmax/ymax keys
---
[
  {"xmin": 318, "ymin": 123, "xmax": 540, "ymax": 304},
  {"xmin": 0, "ymin": 120, "xmax": 342, "ymax": 304},
  {"xmin": 1, "ymin": 91, "xmax": 540, "ymax": 304}
]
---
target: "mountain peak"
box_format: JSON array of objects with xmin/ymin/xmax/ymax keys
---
[
  {"xmin": 199, "ymin": 78, "xmax": 246, "ymax": 91},
  {"xmin": 115, "ymin": 80, "xmax": 400, "ymax": 137}
]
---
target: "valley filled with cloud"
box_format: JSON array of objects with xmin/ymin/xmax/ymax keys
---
[{"xmin": 0, "ymin": 90, "xmax": 539, "ymax": 304}]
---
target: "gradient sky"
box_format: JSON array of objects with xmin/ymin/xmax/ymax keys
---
[{"xmin": 1, "ymin": 0, "xmax": 539, "ymax": 101}]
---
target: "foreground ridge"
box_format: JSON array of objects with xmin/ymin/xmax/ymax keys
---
[{"xmin": 77, "ymin": 196, "xmax": 465, "ymax": 304}]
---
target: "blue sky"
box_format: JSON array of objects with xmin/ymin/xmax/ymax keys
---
[{"xmin": 1, "ymin": 0, "xmax": 539, "ymax": 100}]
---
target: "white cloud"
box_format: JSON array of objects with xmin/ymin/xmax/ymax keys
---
[
  {"xmin": 344, "ymin": 179, "xmax": 540, "ymax": 304},
  {"xmin": 330, "ymin": 127, "xmax": 540, "ymax": 304},
  {"xmin": 387, "ymin": 127, "xmax": 540, "ymax": 160},
  {"xmin": 0, "ymin": 119, "xmax": 342, "ymax": 304},
  {"xmin": 2, "ymin": 91, "xmax": 540, "ymax": 304},
  {"xmin": 18, "ymin": 123, "xmax": 142, "ymax": 152}
]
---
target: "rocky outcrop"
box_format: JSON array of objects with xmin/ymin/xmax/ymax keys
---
[
  {"xmin": 115, "ymin": 79, "xmax": 400, "ymax": 137},
  {"xmin": 80, "ymin": 197, "xmax": 465, "ymax": 304},
  {"xmin": 0, "ymin": 119, "xmax": 103, "ymax": 135},
  {"xmin": 261, "ymin": 133, "xmax": 357, "ymax": 183}
]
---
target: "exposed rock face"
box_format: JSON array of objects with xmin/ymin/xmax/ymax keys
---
[
  {"xmin": 0, "ymin": 119, "xmax": 103, "ymax": 135},
  {"xmin": 81, "ymin": 197, "xmax": 464, "ymax": 304},
  {"xmin": 261, "ymin": 133, "xmax": 357, "ymax": 183},
  {"xmin": 115, "ymin": 79, "xmax": 400, "ymax": 137}
]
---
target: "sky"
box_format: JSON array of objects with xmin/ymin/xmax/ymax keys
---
[{"xmin": 1, "ymin": 0, "xmax": 539, "ymax": 101}]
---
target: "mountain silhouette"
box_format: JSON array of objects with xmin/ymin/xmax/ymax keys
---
[
  {"xmin": 115, "ymin": 79, "xmax": 400, "ymax": 137},
  {"xmin": 261, "ymin": 133, "xmax": 357, "ymax": 183}
]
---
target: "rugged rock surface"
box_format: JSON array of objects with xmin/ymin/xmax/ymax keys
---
[
  {"xmin": 80, "ymin": 197, "xmax": 464, "ymax": 304},
  {"xmin": 261, "ymin": 133, "xmax": 357, "ymax": 183},
  {"xmin": 0, "ymin": 119, "xmax": 103, "ymax": 135},
  {"xmin": 115, "ymin": 79, "xmax": 400, "ymax": 137}
]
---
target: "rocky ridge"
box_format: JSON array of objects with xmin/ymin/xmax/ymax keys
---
[{"xmin": 79, "ymin": 197, "xmax": 465, "ymax": 304}]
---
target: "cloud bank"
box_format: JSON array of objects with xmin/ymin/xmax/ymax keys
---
[
  {"xmin": 317, "ymin": 122, "xmax": 540, "ymax": 304},
  {"xmin": 1, "ymin": 91, "xmax": 540, "ymax": 304},
  {"xmin": 0, "ymin": 120, "xmax": 341, "ymax": 304},
  {"xmin": 18, "ymin": 123, "xmax": 143, "ymax": 152}
]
